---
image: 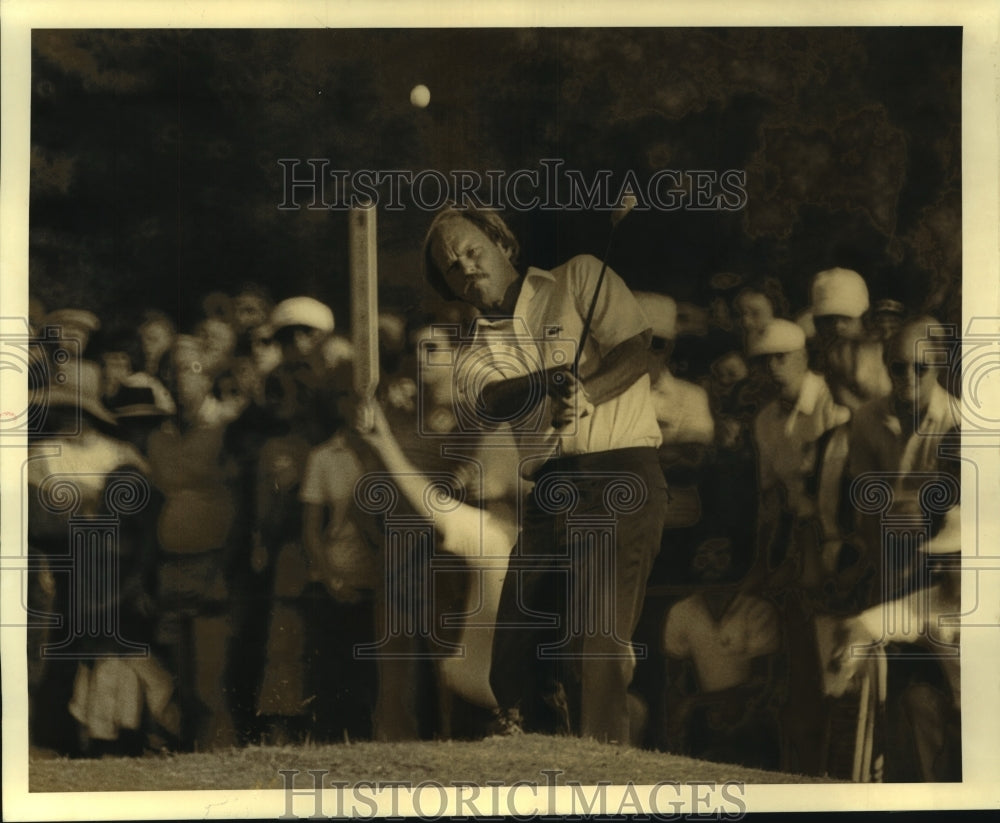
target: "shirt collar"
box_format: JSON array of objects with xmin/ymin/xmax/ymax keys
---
[
  {"xmin": 473, "ymin": 315, "xmax": 509, "ymax": 331},
  {"xmin": 516, "ymin": 266, "xmax": 554, "ymax": 311},
  {"xmin": 778, "ymin": 370, "xmax": 826, "ymax": 435},
  {"xmin": 473, "ymin": 266, "xmax": 552, "ymax": 332},
  {"xmin": 523, "ymin": 265, "xmax": 555, "ymax": 282}
]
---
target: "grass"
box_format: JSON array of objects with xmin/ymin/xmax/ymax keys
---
[{"xmin": 29, "ymin": 735, "xmax": 836, "ymax": 792}]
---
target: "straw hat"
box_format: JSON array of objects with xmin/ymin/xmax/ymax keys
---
[
  {"xmin": 108, "ymin": 385, "xmax": 175, "ymax": 419},
  {"xmin": 29, "ymin": 359, "xmax": 116, "ymax": 425}
]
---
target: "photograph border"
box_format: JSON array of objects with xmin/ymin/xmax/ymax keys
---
[{"xmin": 2, "ymin": 0, "xmax": 999, "ymax": 818}]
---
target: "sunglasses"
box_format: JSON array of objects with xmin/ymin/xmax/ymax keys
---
[{"xmin": 888, "ymin": 360, "xmax": 931, "ymax": 378}]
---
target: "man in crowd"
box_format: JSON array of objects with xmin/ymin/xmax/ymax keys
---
[
  {"xmin": 749, "ymin": 317, "xmax": 849, "ymax": 775},
  {"xmin": 847, "ymin": 316, "xmax": 961, "ymax": 575},
  {"xmin": 421, "ymin": 205, "xmax": 668, "ymax": 744},
  {"xmin": 831, "ymin": 316, "xmax": 961, "ymax": 781},
  {"xmin": 810, "ymin": 267, "xmax": 890, "ymax": 412},
  {"xmin": 662, "ymin": 537, "xmax": 781, "ymax": 769},
  {"xmin": 750, "ymin": 319, "xmax": 850, "ymax": 589}
]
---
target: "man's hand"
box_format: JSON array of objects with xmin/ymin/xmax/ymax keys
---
[
  {"xmin": 544, "ymin": 364, "xmax": 575, "ymax": 400},
  {"xmin": 477, "ymin": 366, "xmax": 573, "ymax": 423},
  {"xmin": 549, "ymin": 369, "xmax": 594, "ymax": 429},
  {"xmin": 826, "ymin": 615, "xmax": 874, "ymax": 698},
  {"xmin": 354, "ymin": 397, "xmax": 394, "ymax": 451},
  {"xmin": 477, "ymin": 371, "xmax": 545, "ymax": 422},
  {"xmin": 476, "ymin": 330, "xmax": 648, "ymax": 427}
]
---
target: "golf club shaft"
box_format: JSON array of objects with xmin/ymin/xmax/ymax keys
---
[{"xmin": 573, "ymin": 220, "xmax": 621, "ymax": 374}]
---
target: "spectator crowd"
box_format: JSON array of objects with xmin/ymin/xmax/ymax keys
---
[{"xmin": 25, "ymin": 257, "xmax": 961, "ymax": 782}]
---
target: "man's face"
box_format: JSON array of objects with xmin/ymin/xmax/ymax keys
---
[
  {"xmin": 713, "ymin": 352, "xmax": 748, "ymax": 388},
  {"xmin": 815, "ymin": 314, "xmax": 864, "ymax": 345},
  {"xmin": 139, "ymin": 321, "xmax": 174, "ymax": 361},
  {"xmin": 735, "ymin": 292, "xmax": 774, "ymax": 336},
  {"xmin": 233, "ymin": 293, "xmax": 269, "ymax": 332},
  {"xmin": 276, "ymin": 324, "xmax": 325, "ymax": 361},
  {"xmin": 692, "ymin": 539, "xmax": 733, "ymax": 582},
  {"xmin": 431, "ymin": 218, "xmax": 520, "ymax": 313},
  {"xmin": 766, "ymin": 348, "xmax": 808, "ymax": 401},
  {"xmin": 887, "ymin": 333, "xmax": 938, "ymax": 412}
]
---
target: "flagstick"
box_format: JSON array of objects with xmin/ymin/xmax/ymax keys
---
[{"xmin": 350, "ymin": 202, "xmax": 379, "ymax": 431}]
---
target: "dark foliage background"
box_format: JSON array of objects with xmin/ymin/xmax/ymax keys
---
[{"xmin": 30, "ymin": 27, "xmax": 960, "ymax": 331}]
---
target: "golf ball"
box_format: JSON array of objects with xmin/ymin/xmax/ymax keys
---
[{"xmin": 410, "ymin": 84, "xmax": 430, "ymax": 108}]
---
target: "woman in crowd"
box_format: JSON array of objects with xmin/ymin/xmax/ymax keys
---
[
  {"xmin": 28, "ymin": 360, "xmax": 180, "ymax": 756},
  {"xmin": 145, "ymin": 336, "xmax": 238, "ymax": 749}
]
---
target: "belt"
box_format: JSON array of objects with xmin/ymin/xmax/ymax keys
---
[{"xmin": 535, "ymin": 446, "xmax": 660, "ymax": 478}]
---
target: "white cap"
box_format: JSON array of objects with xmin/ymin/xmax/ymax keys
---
[
  {"xmin": 811, "ymin": 268, "xmax": 869, "ymax": 318},
  {"xmin": 634, "ymin": 291, "xmax": 677, "ymax": 339},
  {"xmin": 270, "ymin": 296, "xmax": 335, "ymax": 332},
  {"xmin": 747, "ymin": 319, "xmax": 806, "ymax": 357}
]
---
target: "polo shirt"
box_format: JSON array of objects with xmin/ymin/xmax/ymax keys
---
[
  {"xmin": 299, "ymin": 434, "xmax": 379, "ymax": 593},
  {"xmin": 753, "ymin": 370, "xmax": 850, "ymax": 518},
  {"xmin": 849, "ymin": 381, "xmax": 960, "ymax": 479},
  {"xmin": 848, "ymin": 381, "xmax": 961, "ymax": 554},
  {"xmin": 457, "ymin": 254, "xmax": 661, "ymax": 458},
  {"xmin": 663, "ymin": 591, "xmax": 781, "ymax": 692}
]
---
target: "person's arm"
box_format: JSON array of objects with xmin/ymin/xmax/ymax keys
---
[
  {"xmin": 480, "ymin": 256, "xmax": 653, "ymax": 422},
  {"xmin": 577, "ymin": 331, "xmax": 651, "ymax": 406},
  {"xmin": 354, "ymin": 400, "xmax": 517, "ymax": 556},
  {"xmin": 655, "ymin": 381, "xmax": 715, "ymax": 475},
  {"xmin": 662, "ymin": 599, "xmax": 693, "ymax": 660},
  {"xmin": 816, "ymin": 424, "xmax": 852, "ymax": 572},
  {"xmin": 543, "ymin": 331, "xmax": 651, "ymax": 429},
  {"xmin": 356, "ymin": 404, "xmax": 436, "ymax": 517},
  {"xmin": 568, "ymin": 254, "xmax": 653, "ymax": 405}
]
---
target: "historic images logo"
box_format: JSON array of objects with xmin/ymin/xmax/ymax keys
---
[{"xmin": 277, "ymin": 159, "xmax": 748, "ymax": 213}]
